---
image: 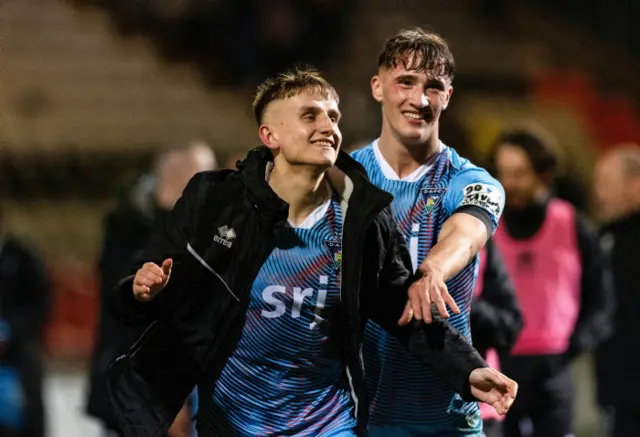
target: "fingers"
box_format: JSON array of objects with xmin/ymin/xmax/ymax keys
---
[
  {"xmin": 433, "ymin": 290, "xmax": 449, "ymax": 321},
  {"xmin": 408, "ymin": 282, "xmax": 424, "ymax": 322},
  {"xmin": 486, "ymin": 372, "xmax": 510, "ymax": 395},
  {"xmin": 132, "ymin": 261, "xmax": 171, "ymax": 302},
  {"xmin": 422, "ymin": 294, "xmax": 433, "ymax": 324},
  {"xmin": 161, "ymin": 258, "xmax": 173, "ymax": 277},
  {"xmin": 444, "ymin": 290, "xmax": 460, "ymax": 315},
  {"xmin": 398, "ymin": 301, "xmax": 414, "ymax": 326}
]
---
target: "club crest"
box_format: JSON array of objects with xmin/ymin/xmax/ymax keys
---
[
  {"xmin": 324, "ymin": 240, "xmax": 342, "ymax": 270},
  {"xmin": 421, "ymin": 188, "xmax": 446, "ymax": 216}
]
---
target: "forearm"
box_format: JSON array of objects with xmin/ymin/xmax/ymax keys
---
[
  {"xmin": 398, "ymin": 319, "xmax": 488, "ymax": 401},
  {"xmin": 420, "ymin": 213, "xmax": 487, "ymax": 280}
]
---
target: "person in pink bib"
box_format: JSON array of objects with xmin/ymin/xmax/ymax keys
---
[{"xmin": 491, "ymin": 128, "xmax": 614, "ymax": 437}]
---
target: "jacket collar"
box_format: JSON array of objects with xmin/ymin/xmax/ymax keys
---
[{"xmin": 237, "ymin": 146, "xmax": 392, "ymax": 222}]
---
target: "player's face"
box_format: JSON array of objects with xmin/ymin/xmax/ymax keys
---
[
  {"xmin": 495, "ymin": 144, "xmax": 546, "ymax": 209},
  {"xmin": 260, "ymin": 91, "xmax": 342, "ymax": 169},
  {"xmin": 371, "ymin": 59, "xmax": 452, "ymax": 148}
]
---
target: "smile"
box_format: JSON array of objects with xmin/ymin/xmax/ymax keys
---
[
  {"xmin": 313, "ymin": 140, "xmax": 335, "ymax": 149},
  {"xmin": 403, "ymin": 112, "xmax": 423, "ymax": 121}
]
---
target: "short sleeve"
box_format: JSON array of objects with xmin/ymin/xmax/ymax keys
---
[{"xmin": 442, "ymin": 168, "xmax": 505, "ymax": 233}]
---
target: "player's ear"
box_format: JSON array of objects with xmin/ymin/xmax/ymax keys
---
[
  {"xmin": 371, "ymin": 75, "xmax": 383, "ymax": 103},
  {"xmin": 259, "ymin": 125, "xmax": 278, "ymax": 151},
  {"xmin": 442, "ymin": 86, "xmax": 453, "ymax": 111}
]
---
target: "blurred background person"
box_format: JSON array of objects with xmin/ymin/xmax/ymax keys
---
[
  {"xmin": 491, "ymin": 128, "xmax": 614, "ymax": 437},
  {"xmin": 593, "ymin": 144, "xmax": 640, "ymax": 437},
  {"xmin": 0, "ymin": 205, "xmax": 52, "ymax": 437},
  {"xmin": 85, "ymin": 141, "xmax": 217, "ymax": 437},
  {"xmin": 471, "ymin": 239, "xmax": 523, "ymax": 437}
]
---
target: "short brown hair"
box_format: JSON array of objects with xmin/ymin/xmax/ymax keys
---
[
  {"xmin": 377, "ymin": 28, "xmax": 455, "ymax": 81},
  {"xmin": 252, "ymin": 68, "xmax": 340, "ymax": 124}
]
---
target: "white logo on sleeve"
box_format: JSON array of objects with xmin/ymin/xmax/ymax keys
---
[
  {"xmin": 460, "ymin": 183, "xmax": 502, "ymax": 217},
  {"xmin": 214, "ymin": 225, "xmax": 236, "ymax": 248}
]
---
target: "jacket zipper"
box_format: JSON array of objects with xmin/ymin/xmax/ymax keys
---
[
  {"xmin": 343, "ymin": 203, "xmax": 389, "ymax": 435},
  {"xmin": 186, "ymin": 243, "xmax": 239, "ymax": 302}
]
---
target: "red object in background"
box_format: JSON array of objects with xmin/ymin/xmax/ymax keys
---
[
  {"xmin": 590, "ymin": 98, "xmax": 640, "ymax": 148},
  {"xmin": 531, "ymin": 69, "xmax": 640, "ymax": 149},
  {"xmin": 44, "ymin": 261, "xmax": 99, "ymax": 360},
  {"xmin": 531, "ymin": 69, "xmax": 598, "ymax": 114}
]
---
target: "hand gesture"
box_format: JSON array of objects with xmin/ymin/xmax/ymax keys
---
[
  {"xmin": 469, "ymin": 367, "xmax": 518, "ymax": 415},
  {"xmin": 398, "ymin": 262, "xmax": 460, "ymax": 325},
  {"xmin": 133, "ymin": 259, "xmax": 173, "ymax": 302}
]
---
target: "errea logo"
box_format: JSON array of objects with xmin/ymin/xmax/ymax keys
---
[{"xmin": 214, "ymin": 225, "xmax": 236, "ymax": 248}]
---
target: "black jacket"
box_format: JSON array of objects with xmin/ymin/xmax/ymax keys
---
[
  {"xmin": 86, "ymin": 174, "xmax": 165, "ymax": 428},
  {"xmin": 107, "ymin": 147, "xmax": 487, "ymax": 437},
  {"xmin": 595, "ymin": 211, "xmax": 640, "ymax": 410},
  {"xmin": 470, "ymin": 238, "xmax": 523, "ymax": 357},
  {"xmin": 0, "ymin": 235, "xmax": 51, "ymax": 437}
]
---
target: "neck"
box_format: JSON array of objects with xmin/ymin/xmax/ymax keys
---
[
  {"xmin": 378, "ymin": 122, "xmax": 441, "ymax": 179},
  {"xmin": 268, "ymin": 160, "xmax": 330, "ymax": 226}
]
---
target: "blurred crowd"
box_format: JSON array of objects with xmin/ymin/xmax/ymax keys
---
[{"xmin": 2, "ymin": 1, "xmax": 640, "ymax": 437}]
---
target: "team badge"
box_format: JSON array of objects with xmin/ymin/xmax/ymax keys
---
[
  {"xmin": 421, "ymin": 188, "xmax": 446, "ymax": 216},
  {"xmin": 323, "ymin": 240, "xmax": 342, "ymax": 271}
]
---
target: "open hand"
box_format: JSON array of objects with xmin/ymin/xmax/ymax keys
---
[
  {"xmin": 133, "ymin": 259, "xmax": 173, "ymax": 302},
  {"xmin": 398, "ymin": 262, "xmax": 460, "ymax": 325},
  {"xmin": 469, "ymin": 367, "xmax": 518, "ymax": 415}
]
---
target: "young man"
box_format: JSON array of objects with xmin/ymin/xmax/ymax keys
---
[
  {"xmin": 492, "ymin": 128, "xmax": 613, "ymax": 437},
  {"xmin": 107, "ymin": 69, "xmax": 517, "ymax": 437},
  {"xmin": 350, "ymin": 29, "xmax": 507, "ymax": 436}
]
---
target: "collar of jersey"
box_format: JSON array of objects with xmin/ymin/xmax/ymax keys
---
[{"xmin": 373, "ymin": 139, "xmax": 445, "ymax": 182}]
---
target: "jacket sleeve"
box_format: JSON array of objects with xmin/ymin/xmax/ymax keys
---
[
  {"xmin": 470, "ymin": 240, "xmax": 523, "ymax": 355},
  {"xmin": 364, "ymin": 207, "xmax": 488, "ymax": 402},
  {"xmin": 567, "ymin": 214, "xmax": 615, "ymax": 359},
  {"xmin": 109, "ymin": 172, "xmax": 208, "ymax": 326}
]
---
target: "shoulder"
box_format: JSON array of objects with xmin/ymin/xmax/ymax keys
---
[
  {"xmin": 446, "ymin": 145, "xmax": 474, "ymax": 171},
  {"xmin": 349, "ymin": 142, "xmax": 376, "ymax": 164},
  {"xmin": 186, "ymin": 169, "xmax": 241, "ymax": 203}
]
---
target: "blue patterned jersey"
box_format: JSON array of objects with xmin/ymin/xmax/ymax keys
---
[
  {"xmin": 351, "ymin": 140, "xmax": 504, "ymax": 430},
  {"xmin": 207, "ymin": 194, "xmax": 357, "ymax": 437}
]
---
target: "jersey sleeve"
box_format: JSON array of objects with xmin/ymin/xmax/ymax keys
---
[{"xmin": 442, "ymin": 167, "xmax": 505, "ymax": 233}]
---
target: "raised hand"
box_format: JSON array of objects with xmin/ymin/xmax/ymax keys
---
[{"xmin": 132, "ymin": 259, "xmax": 173, "ymax": 302}]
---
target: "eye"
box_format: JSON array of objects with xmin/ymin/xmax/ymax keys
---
[{"xmin": 303, "ymin": 113, "xmax": 315, "ymax": 121}]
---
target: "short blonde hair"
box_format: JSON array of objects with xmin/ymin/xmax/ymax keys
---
[{"xmin": 252, "ymin": 67, "xmax": 339, "ymax": 124}]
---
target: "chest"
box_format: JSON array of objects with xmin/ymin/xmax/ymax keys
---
[{"xmin": 247, "ymin": 212, "xmax": 343, "ymax": 326}]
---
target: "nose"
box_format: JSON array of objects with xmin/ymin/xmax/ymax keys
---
[
  {"xmin": 317, "ymin": 113, "xmax": 334, "ymax": 134},
  {"xmin": 408, "ymin": 88, "xmax": 429, "ymax": 109}
]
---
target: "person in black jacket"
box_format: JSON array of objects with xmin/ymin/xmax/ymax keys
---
[
  {"xmin": 593, "ymin": 144, "xmax": 640, "ymax": 437},
  {"xmin": 107, "ymin": 69, "xmax": 517, "ymax": 437},
  {"xmin": 471, "ymin": 239, "xmax": 523, "ymax": 437},
  {"xmin": 86, "ymin": 142, "xmax": 216, "ymax": 436},
  {"xmin": 0, "ymin": 208, "xmax": 51, "ymax": 437}
]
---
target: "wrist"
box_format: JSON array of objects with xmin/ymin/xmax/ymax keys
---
[{"xmin": 419, "ymin": 259, "xmax": 444, "ymax": 277}]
